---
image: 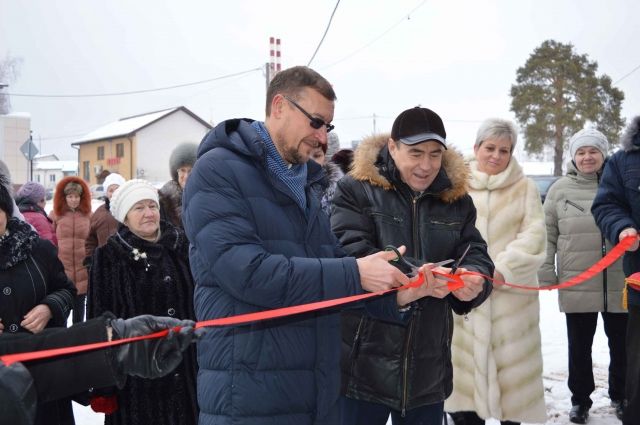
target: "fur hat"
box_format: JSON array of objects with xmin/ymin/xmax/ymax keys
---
[
  {"xmin": 110, "ymin": 179, "xmax": 159, "ymax": 223},
  {"xmin": 621, "ymin": 116, "xmax": 640, "ymax": 152},
  {"xmin": 331, "ymin": 149, "xmax": 354, "ymax": 175},
  {"xmin": 569, "ymin": 128, "xmax": 609, "ymax": 160},
  {"xmin": 53, "ymin": 176, "xmax": 91, "ymax": 216},
  {"xmin": 16, "ymin": 182, "xmax": 46, "ymax": 205},
  {"xmin": 63, "ymin": 181, "xmax": 84, "ymax": 196},
  {"xmin": 169, "ymin": 143, "xmax": 198, "ymax": 183},
  {"xmin": 325, "ymin": 133, "xmax": 341, "ymax": 158},
  {"xmin": 102, "ymin": 173, "xmax": 126, "ymax": 192},
  {"xmin": 0, "ymin": 174, "xmax": 14, "ymax": 217}
]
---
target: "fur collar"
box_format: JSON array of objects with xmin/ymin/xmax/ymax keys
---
[
  {"xmin": 468, "ymin": 157, "xmax": 524, "ymax": 191},
  {"xmin": 0, "ymin": 218, "xmax": 39, "ymax": 269},
  {"xmin": 323, "ymin": 161, "xmax": 344, "ymax": 185},
  {"xmin": 53, "ymin": 176, "xmax": 92, "ymax": 217},
  {"xmin": 622, "ymin": 116, "xmax": 640, "ymax": 152},
  {"xmin": 349, "ymin": 134, "xmax": 469, "ymax": 203}
]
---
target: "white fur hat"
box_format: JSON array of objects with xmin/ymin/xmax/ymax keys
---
[
  {"xmin": 569, "ymin": 128, "xmax": 609, "ymax": 160},
  {"xmin": 110, "ymin": 179, "xmax": 158, "ymax": 223},
  {"xmin": 102, "ymin": 173, "xmax": 126, "ymax": 192}
]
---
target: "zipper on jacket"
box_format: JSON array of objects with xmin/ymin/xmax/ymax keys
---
[
  {"xmin": 601, "ymin": 234, "xmax": 608, "ymax": 312},
  {"xmin": 564, "ymin": 199, "xmax": 584, "ymax": 212},
  {"xmin": 412, "ymin": 197, "xmax": 419, "ymax": 256},
  {"xmin": 401, "ymin": 312, "xmax": 416, "ymax": 417},
  {"xmin": 348, "ymin": 316, "xmax": 366, "ymax": 362}
]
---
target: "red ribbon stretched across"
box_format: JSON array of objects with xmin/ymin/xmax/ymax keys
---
[{"xmin": 2, "ymin": 236, "xmax": 636, "ymax": 366}]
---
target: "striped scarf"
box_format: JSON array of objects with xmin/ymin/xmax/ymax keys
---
[{"xmin": 252, "ymin": 121, "xmax": 308, "ymax": 211}]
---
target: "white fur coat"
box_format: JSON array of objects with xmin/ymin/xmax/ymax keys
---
[{"xmin": 445, "ymin": 158, "xmax": 547, "ymax": 423}]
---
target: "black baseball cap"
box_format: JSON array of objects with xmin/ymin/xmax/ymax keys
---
[{"xmin": 391, "ymin": 106, "xmax": 447, "ymax": 149}]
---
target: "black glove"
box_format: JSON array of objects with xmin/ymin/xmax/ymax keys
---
[{"xmin": 110, "ymin": 315, "xmax": 197, "ymax": 379}]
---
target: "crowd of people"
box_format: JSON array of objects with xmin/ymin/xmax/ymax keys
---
[{"xmin": 0, "ymin": 65, "xmax": 639, "ymax": 425}]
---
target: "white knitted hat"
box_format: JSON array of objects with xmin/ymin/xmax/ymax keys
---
[
  {"xmin": 569, "ymin": 128, "xmax": 609, "ymax": 160},
  {"xmin": 110, "ymin": 179, "xmax": 158, "ymax": 223},
  {"xmin": 102, "ymin": 173, "xmax": 126, "ymax": 192}
]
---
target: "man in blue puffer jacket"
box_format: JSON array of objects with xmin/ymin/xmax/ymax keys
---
[
  {"xmin": 592, "ymin": 115, "xmax": 640, "ymax": 425},
  {"xmin": 182, "ymin": 66, "xmax": 440, "ymax": 425}
]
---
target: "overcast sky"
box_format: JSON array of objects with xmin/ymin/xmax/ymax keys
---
[{"xmin": 2, "ymin": 0, "xmax": 639, "ymax": 160}]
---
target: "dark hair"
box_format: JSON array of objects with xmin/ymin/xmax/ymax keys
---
[
  {"xmin": 265, "ymin": 66, "xmax": 336, "ymax": 116},
  {"xmin": 331, "ymin": 149, "xmax": 354, "ymax": 174},
  {"xmin": 0, "ymin": 174, "xmax": 14, "ymax": 217}
]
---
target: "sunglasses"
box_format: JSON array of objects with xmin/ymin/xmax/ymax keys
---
[{"xmin": 283, "ymin": 95, "xmax": 335, "ymax": 133}]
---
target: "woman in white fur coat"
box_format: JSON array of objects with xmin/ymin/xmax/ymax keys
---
[{"xmin": 446, "ymin": 118, "xmax": 547, "ymax": 425}]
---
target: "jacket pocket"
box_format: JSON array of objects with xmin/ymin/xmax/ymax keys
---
[{"xmin": 369, "ymin": 211, "xmax": 404, "ymax": 226}]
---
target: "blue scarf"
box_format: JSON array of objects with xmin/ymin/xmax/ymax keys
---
[{"xmin": 252, "ymin": 121, "xmax": 308, "ymax": 211}]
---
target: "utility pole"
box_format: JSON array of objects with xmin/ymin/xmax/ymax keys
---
[
  {"xmin": 28, "ymin": 131, "xmax": 33, "ymax": 181},
  {"xmin": 373, "ymin": 113, "xmax": 377, "ymax": 134}
]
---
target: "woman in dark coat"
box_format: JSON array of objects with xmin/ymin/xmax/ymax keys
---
[
  {"xmin": 0, "ymin": 174, "xmax": 77, "ymax": 425},
  {"xmin": 159, "ymin": 142, "xmax": 197, "ymax": 229},
  {"xmin": 87, "ymin": 179, "xmax": 198, "ymax": 425}
]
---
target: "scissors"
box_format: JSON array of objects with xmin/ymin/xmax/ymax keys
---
[
  {"xmin": 385, "ymin": 244, "xmax": 470, "ymax": 290},
  {"xmin": 450, "ymin": 244, "xmax": 471, "ymax": 275},
  {"xmin": 384, "ymin": 246, "xmax": 454, "ymax": 279}
]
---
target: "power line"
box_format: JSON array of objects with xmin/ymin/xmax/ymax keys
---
[
  {"xmin": 614, "ymin": 63, "xmax": 640, "ymax": 85},
  {"xmin": 307, "ymin": 0, "xmax": 341, "ymax": 66},
  {"xmin": 321, "ymin": 0, "xmax": 428, "ymax": 70},
  {"xmin": 6, "ymin": 67, "xmax": 262, "ymax": 98}
]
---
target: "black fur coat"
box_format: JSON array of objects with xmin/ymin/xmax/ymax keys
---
[{"xmin": 87, "ymin": 220, "xmax": 198, "ymax": 425}]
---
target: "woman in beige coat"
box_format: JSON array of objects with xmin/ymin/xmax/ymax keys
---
[
  {"xmin": 539, "ymin": 128, "xmax": 627, "ymax": 423},
  {"xmin": 446, "ymin": 118, "xmax": 547, "ymax": 425},
  {"xmin": 50, "ymin": 176, "xmax": 91, "ymax": 324}
]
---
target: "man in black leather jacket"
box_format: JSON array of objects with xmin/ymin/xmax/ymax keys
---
[{"xmin": 331, "ymin": 106, "xmax": 494, "ymax": 425}]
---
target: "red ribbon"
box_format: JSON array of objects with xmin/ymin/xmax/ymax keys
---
[{"xmin": 2, "ymin": 236, "xmax": 636, "ymax": 366}]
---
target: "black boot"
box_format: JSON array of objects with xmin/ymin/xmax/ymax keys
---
[
  {"xmin": 569, "ymin": 405, "xmax": 589, "ymax": 424},
  {"xmin": 611, "ymin": 400, "xmax": 624, "ymax": 421}
]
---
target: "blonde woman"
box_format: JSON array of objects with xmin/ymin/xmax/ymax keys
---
[{"xmin": 446, "ymin": 118, "xmax": 547, "ymax": 425}]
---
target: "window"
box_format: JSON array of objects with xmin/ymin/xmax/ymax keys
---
[
  {"xmin": 97, "ymin": 146, "xmax": 105, "ymax": 160},
  {"xmin": 49, "ymin": 174, "xmax": 56, "ymax": 182},
  {"xmin": 83, "ymin": 161, "xmax": 90, "ymax": 181},
  {"xmin": 116, "ymin": 143, "xmax": 124, "ymax": 158}
]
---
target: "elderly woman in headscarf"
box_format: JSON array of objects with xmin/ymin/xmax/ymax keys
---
[
  {"xmin": 87, "ymin": 179, "xmax": 198, "ymax": 425},
  {"xmin": 50, "ymin": 176, "xmax": 92, "ymax": 324},
  {"xmin": 0, "ymin": 173, "xmax": 76, "ymax": 425},
  {"xmin": 159, "ymin": 142, "xmax": 198, "ymax": 229},
  {"xmin": 446, "ymin": 118, "xmax": 547, "ymax": 425}
]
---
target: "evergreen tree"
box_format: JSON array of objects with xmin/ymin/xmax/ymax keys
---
[{"xmin": 510, "ymin": 40, "xmax": 624, "ymax": 175}]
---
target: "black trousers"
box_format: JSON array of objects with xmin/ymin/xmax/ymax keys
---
[
  {"xmin": 566, "ymin": 311, "xmax": 627, "ymax": 407},
  {"xmin": 624, "ymin": 304, "xmax": 640, "ymax": 425},
  {"xmin": 449, "ymin": 411, "xmax": 519, "ymax": 425},
  {"xmin": 72, "ymin": 294, "xmax": 86, "ymax": 324}
]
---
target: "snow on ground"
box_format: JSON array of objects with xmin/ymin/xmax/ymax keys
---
[{"xmin": 70, "ymin": 290, "xmax": 622, "ymax": 425}]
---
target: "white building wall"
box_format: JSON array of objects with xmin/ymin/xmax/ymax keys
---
[
  {"xmin": 134, "ymin": 110, "xmax": 209, "ymax": 183},
  {"xmin": 0, "ymin": 113, "xmax": 31, "ymax": 184}
]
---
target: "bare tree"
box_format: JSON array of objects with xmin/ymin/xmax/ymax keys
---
[{"xmin": 0, "ymin": 54, "xmax": 23, "ymax": 114}]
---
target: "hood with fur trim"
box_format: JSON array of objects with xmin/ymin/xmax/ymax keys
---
[
  {"xmin": 349, "ymin": 134, "xmax": 469, "ymax": 203},
  {"xmin": 53, "ymin": 176, "xmax": 92, "ymax": 217},
  {"xmin": 622, "ymin": 116, "xmax": 640, "ymax": 152}
]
